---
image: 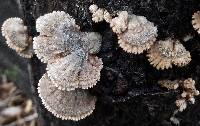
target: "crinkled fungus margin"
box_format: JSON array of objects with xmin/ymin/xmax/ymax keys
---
[
  {"xmin": 38, "ymin": 74, "xmax": 97, "ymax": 121},
  {"xmin": 147, "ymin": 38, "xmax": 191, "ymax": 70},
  {"xmin": 158, "ymin": 78, "xmax": 199, "ymax": 112},
  {"xmin": 1, "ymin": 17, "xmax": 33, "ymax": 58},
  {"xmin": 89, "ymin": 4, "xmax": 158, "ymax": 54},
  {"xmin": 34, "ymin": 11, "xmax": 103, "ymax": 121}
]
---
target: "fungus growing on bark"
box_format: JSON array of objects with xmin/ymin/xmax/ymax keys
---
[
  {"xmin": 34, "ymin": 11, "xmax": 102, "ymax": 63},
  {"xmin": 89, "ymin": 4, "xmax": 105, "ymax": 23},
  {"xmin": 78, "ymin": 55, "xmax": 103, "ymax": 89},
  {"xmin": 47, "ymin": 49, "xmax": 103, "ymax": 91},
  {"xmin": 109, "ymin": 11, "xmax": 128, "ymax": 34},
  {"xmin": 147, "ymin": 38, "xmax": 191, "ymax": 70},
  {"xmin": 158, "ymin": 78, "xmax": 199, "ymax": 112},
  {"xmin": 36, "ymin": 11, "xmax": 79, "ymax": 36},
  {"xmin": 33, "ymin": 34, "xmax": 66, "ymax": 63},
  {"xmin": 1, "ymin": 17, "xmax": 33, "ymax": 58},
  {"xmin": 38, "ymin": 74, "xmax": 97, "ymax": 121},
  {"xmin": 89, "ymin": 4, "xmax": 157, "ymax": 54},
  {"xmin": 117, "ymin": 14, "xmax": 157, "ymax": 54},
  {"xmin": 34, "ymin": 11, "xmax": 103, "ymax": 90},
  {"xmin": 192, "ymin": 11, "xmax": 200, "ymax": 34}
]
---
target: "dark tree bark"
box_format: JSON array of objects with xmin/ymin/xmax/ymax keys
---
[{"xmin": 18, "ymin": 0, "xmax": 200, "ymax": 126}]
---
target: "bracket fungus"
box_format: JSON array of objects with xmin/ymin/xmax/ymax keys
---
[
  {"xmin": 117, "ymin": 14, "xmax": 157, "ymax": 54},
  {"xmin": 192, "ymin": 11, "xmax": 200, "ymax": 34},
  {"xmin": 38, "ymin": 74, "xmax": 97, "ymax": 121},
  {"xmin": 147, "ymin": 38, "xmax": 191, "ymax": 70},
  {"xmin": 34, "ymin": 11, "xmax": 103, "ymax": 120},
  {"xmin": 34, "ymin": 11, "xmax": 102, "ymax": 63},
  {"xmin": 46, "ymin": 49, "xmax": 103, "ymax": 91},
  {"xmin": 89, "ymin": 4, "xmax": 158, "ymax": 54},
  {"xmin": 1, "ymin": 17, "xmax": 33, "ymax": 58},
  {"xmin": 159, "ymin": 78, "xmax": 199, "ymax": 112},
  {"xmin": 34, "ymin": 11, "xmax": 103, "ymax": 91},
  {"xmin": 36, "ymin": 11, "xmax": 79, "ymax": 36}
]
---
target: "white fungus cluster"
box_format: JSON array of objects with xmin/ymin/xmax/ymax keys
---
[
  {"xmin": 147, "ymin": 38, "xmax": 191, "ymax": 70},
  {"xmin": 89, "ymin": 4, "xmax": 158, "ymax": 54},
  {"xmin": 89, "ymin": 4, "xmax": 111, "ymax": 23},
  {"xmin": 34, "ymin": 11, "xmax": 103, "ymax": 121},
  {"xmin": 1, "ymin": 17, "xmax": 33, "ymax": 58},
  {"xmin": 159, "ymin": 78, "xmax": 199, "ymax": 112},
  {"xmin": 109, "ymin": 11, "xmax": 128, "ymax": 34}
]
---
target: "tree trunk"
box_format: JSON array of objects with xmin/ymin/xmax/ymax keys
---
[{"xmin": 19, "ymin": 0, "xmax": 200, "ymax": 126}]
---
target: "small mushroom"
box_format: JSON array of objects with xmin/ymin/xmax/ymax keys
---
[
  {"xmin": 1, "ymin": 17, "xmax": 33, "ymax": 58},
  {"xmin": 36, "ymin": 11, "xmax": 79, "ymax": 36},
  {"xmin": 110, "ymin": 11, "xmax": 129, "ymax": 34},
  {"xmin": 172, "ymin": 41, "xmax": 191, "ymax": 67},
  {"xmin": 117, "ymin": 14, "xmax": 157, "ymax": 54},
  {"xmin": 147, "ymin": 38, "xmax": 191, "ymax": 70},
  {"xmin": 89, "ymin": 4, "xmax": 105, "ymax": 23},
  {"xmin": 89, "ymin": 4, "xmax": 112, "ymax": 23},
  {"xmin": 38, "ymin": 74, "xmax": 97, "ymax": 121},
  {"xmin": 33, "ymin": 34, "xmax": 67, "ymax": 63},
  {"xmin": 158, "ymin": 78, "xmax": 199, "ymax": 112},
  {"xmin": 147, "ymin": 39, "xmax": 173, "ymax": 69},
  {"xmin": 46, "ymin": 49, "xmax": 85, "ymax": 91},
  {"xmin": 47, "ymin": 49, "xmax": 103, "ymax": 91},
  {"xmin": 34, "ymin": 11, "xmax": 102, "ymax": 63},
  {"xmin": 89, "ymin": 5, "xmax": 158, "ymax": 54},
  {"xmin": 175, "ymin": 99, "xmax": 187, "ymax": 112},
  {"xmin": 192, "ymin": 11, "xmax": 200, "ymax": 34}
]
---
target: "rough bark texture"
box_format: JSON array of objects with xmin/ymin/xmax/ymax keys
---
[{"xmin": 16, "ymin": 0, "xmax": 200, "ymax": 125}]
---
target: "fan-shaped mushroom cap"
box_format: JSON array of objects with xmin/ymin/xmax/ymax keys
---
[
  {"xmin": 47, "ymin": 49, "xmax": 85, "ymax": 91},
  {"xmin": 172, "ymin": 41, "xmax": 191, "ymax": 67},
  {"xmin": 36, "ymin": 11, "xmax": 79, "ymax": 36},
  {"xmin": 34, "ymin": 10, "xmax": 103, "ymax": 63},
  {"xmin": 147, "ymin": 39, "xmax": 173, "ymax": 70},
  {"xmin": 110, "ymin": 11, "xmax": 129, "ymax": 34},
  {"xmin": 33, "ymin": 34, "xmax": 67, "ymax": 63},
  {"xmin": 192, "ymin": 11, "xmax": 200, "ymax": 34},
  {"xmin": 89, "ymin": 6, "xmax": 104, "ymax": 23},
  {"xmin": 1, "ymin": 17, "xmax": 29, "ymax": 51},
  {"xmin": 38, "ymin": 74, "xmax": 96, "ymax": 121},
  {"xmin": 147, "ymin": 39, "xmax": 191, "ymax": 70},
  {"xmin": 181, "ymin": 78, "xmax": 199, "ymax": 96},
  {"xmin": 81, "ymin": 32, "xmax": 102, "ymax": 54},
  {"xmin": 47, "ymin": 49, "xmax": 103, "ymax": 91},
  {"xmin": 118, "ymin": 14, "xmax": 157, "ymax": 54},
  {"xmin": 78, "ymin": 55, "xmax": 103, "ymax": 89}
]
